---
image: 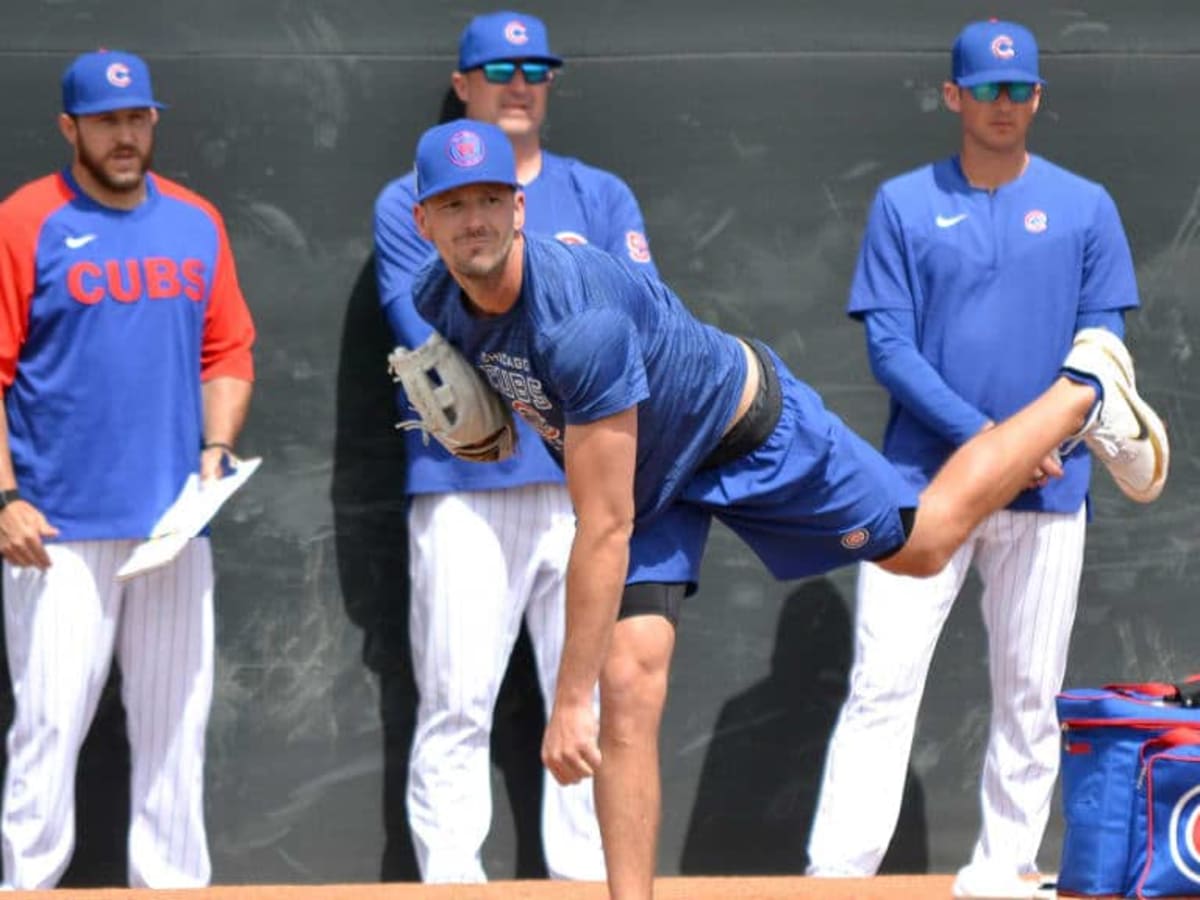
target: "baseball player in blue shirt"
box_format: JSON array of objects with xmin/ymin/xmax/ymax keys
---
[
  {"xmin": 373, "ymin": 11, "xmax": 655, "ymax": 884},
  {"xmin": 807, "ymin": 21, "xmax": 1140, "ymax": 899},
  {"xmin": 400, "ymin": 118, "xmax": 1167, "ymax": 900},
  {"xmin": 0, "ymin": 51, "xmax": 255, "ymax": 888}
]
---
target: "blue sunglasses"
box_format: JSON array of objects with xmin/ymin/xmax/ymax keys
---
[
  {"xmin": 480, "ymin": 61, "xmax": 553, "ymax": 85},
  {"xmin": 966, "ymin": 82, "xmax": 1037, "ymax": 103}
]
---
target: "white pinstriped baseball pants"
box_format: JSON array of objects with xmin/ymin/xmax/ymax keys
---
[
  {"xmin": 1, "ymin": 539, "xmax": 213, "ymax": 889},
  {"xmin": 406, "ymin": 484, "xmax": 604, "ymax": 883},
  {"xmin": 807, "ymin": 506, "xmax": 1086, "ymax": 879}
]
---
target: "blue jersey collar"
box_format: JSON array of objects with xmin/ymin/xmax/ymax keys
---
[{"xmin": 950, "ymin": 153, "xmax": 1041, "ymax": 193}]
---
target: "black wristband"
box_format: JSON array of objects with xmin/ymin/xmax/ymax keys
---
[
  {"xmin": 0, "ymin": 489, "xmax": 21, "ymax": 510},
  {"xmin": 203, "ymin": 441, "xmax": 235, "ymax": 454}
]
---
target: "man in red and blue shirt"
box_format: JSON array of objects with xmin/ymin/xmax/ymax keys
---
[{"xmin": 0, "ymin": 49, "xmax": 255, "ymax": 889}]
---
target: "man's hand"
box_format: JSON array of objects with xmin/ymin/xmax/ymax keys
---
[
  {"xmin": 542, "ymin": 696, "xmax": 602, "ymax": 785},
  {"xmin": 982, "ymin": 419, "xmax": 1063, "ymax": 490},
  {"xmin": 200, "ymin": 445, "xmax": 235, "ymax": 482},
  {"xmin": 0, "ymin": 501, "xmax": 59, "ymax": 569},
  {"xmin": 1027, "ymin": 449, "xmax": 1064, "ymax": 490}
]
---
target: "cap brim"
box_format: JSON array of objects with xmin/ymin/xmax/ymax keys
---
[
  {"xmin": 957, "ymin": 70, "xmax": 1045, "ymax": 86},
  {"xmin": 459, "ymin": 53, "xmax": 564, "ymax": 71},
  {"xmin": 66, "ymin": 99, "xmax": 169, "ymax": 115},
  {"xmin": 417, "ymin": 175, "xmax": 521, "ymax": 204}
]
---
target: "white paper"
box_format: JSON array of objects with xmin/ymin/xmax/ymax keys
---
[{"xmin": 116, "ymin": 457, "xmax": 262, "ymax": 581}]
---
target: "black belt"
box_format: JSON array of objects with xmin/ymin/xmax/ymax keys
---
[{"xmin": 700, "ymin": 339, "xmax": 782, "ymax": 471}]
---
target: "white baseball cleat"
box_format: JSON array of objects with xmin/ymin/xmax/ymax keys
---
[
  {"xmin": 1061, "ymin": 327, "xmax": 1168, "ymax": 503},
  {"xmin": 952, "ymin": 867, "xmax": 1057, "ymax": 899}
]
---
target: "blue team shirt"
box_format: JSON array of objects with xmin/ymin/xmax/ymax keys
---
[
  {"xmin": 0, "ymin": 169, "xmax": 255, "ymax": 540},
  {"xmin": 847, "ymin": 154, "xmax": 1139, "ymax": 513},
  {"xmin": 374, "ymin": 149, "xmax": 657, "ymax": 495},
  {"xmin": 413, "ymin": 235, "xmax": 744, "ymax": 524}
]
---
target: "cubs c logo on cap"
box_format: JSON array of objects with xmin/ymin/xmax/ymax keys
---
[
  {"xmin": 991, "ymin": 35, "xmax": 1016, "ymax": 59},
  {"xmin": 1169, "ymin": 784, "xmax": 1200, "ymax": 884},
  {"xmin": 1024, "ymin": 210, "xmax": 1048, "ymax": 234},
  {"xmin": 106, "ymin": 62, "xmax": 132, "ymax": 88},
  {"xmin": 447, "ymin": 130, "xmax": 485, "ymax": 168},
  {"xmin": 504, "ymin": 20, "xmax": 529, "ymax": 45}
]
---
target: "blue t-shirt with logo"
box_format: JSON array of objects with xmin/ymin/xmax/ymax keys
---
[
  {"xmin": 374, "ymin": 150, "xmax": 657, "ymax": 494},
  {"xmin": 0, "ymin": 170, "xmax": 255, "ymax": 539},
  {"xmin": 847, "ymin": 154, "xmax": 1138, "ymax": 513},
  {"xmin": 413, "ymin": 235, "xmax": 744, "ymax": 523}
]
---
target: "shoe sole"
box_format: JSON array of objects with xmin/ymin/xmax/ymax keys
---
[
  {"xmin": 1076, "ymin": 331, "xmax": 1169, "ymax": 503},
  {"xmin": 951, "ymin": 882, "xmax": 1056, "ymax": 899}
]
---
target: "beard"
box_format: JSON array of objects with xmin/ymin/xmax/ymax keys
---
[
  {"xmin": 77, "ymin": 138, "xmax": 153, "ymax": 194},
  {"xmin": 450, "ymin": 226, "xmax": 515, "ymax": 282}
]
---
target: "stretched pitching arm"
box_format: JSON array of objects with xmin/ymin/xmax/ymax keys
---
[{"xmin": 542, "ymin": 404, "xmax": 637, "ymax": 784}]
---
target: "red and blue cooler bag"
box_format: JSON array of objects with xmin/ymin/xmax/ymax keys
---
[
  {"xmin": 1057, "ymin": 679, "xmax": 1200, "ymax": 897},
  {"xmin": 1129, "ymin": 730, "xmax": 1200, "ymax": 898}
]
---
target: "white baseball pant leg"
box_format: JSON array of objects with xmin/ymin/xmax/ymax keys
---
[
  {"xmin": 806, "ymin": 528, "xmax": 976, "ymax": 876},
  {"xmin": 961, "ymin": 505, "xmax": 1085, "ymax": 881},
  {"xmin": 119, "ymin": 538, "xmax": 214, "ymax": 887},
  {"xmin": 1, "ymin": 539, "xmax": 213, "ymax": 889},
  {"xmin": 518, "ymin": 487, "xmax": 605, "ymax": 882},
  {"xmin": 407, "ymin": 483, "xmax": 603, "ymax": 883},
  {"xmin": 807, "ymin": 507, "xmax": 1085, "ymax": 878}
]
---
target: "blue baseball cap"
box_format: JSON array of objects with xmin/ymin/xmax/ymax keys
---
[
  {"xmin": 458, "ymin": 11, "xmax": 563, "ymax": 71},
  {"xmin": 415, "ymin": 119, "xmax": 520, "ymax": 203},
  {"xmin": 952, "ymin": 20, "xmax": 1045, "ymax": 87},
  {"xmin": 62, "ymin": 50, "xmax": 167, "ymax": 115}
]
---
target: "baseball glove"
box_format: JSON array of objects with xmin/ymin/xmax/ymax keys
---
[{"xmin": 387, "ymin": 332, "xmax": 517, "ymax": 463}]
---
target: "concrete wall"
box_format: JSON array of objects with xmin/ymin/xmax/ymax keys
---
[{"xmin": 0, "ymin": 0, "xmax": 1197, "ymax": 884}]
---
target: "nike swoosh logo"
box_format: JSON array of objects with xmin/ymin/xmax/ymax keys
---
[
  {"xmin": 64, "ymin": 234, "xmax": 98, "ymax": 249},
  {"xmin": 935, "ymin": 214, "xmax": 968, "ymax": 228},
  {"xmin": 1113, "ymin": 375, "xmax": 1149, "ymax": 441},
  {"xmin": 1112, "ymin": 374, "xmax": 1167, "ymax": 497},
  {"xmin": 1097, "ymin": 345, "xmax": 1148, "ymax": 441}
]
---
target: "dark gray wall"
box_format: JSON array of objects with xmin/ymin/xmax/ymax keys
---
[{"xmin": 1, "ymin": 0, "xmax": 1197, "ymax": 885}]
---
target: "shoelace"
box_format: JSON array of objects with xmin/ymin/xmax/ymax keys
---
[{"xmin": 1088, "ymin": 425, "xmax": 1140, "ymax": 462}]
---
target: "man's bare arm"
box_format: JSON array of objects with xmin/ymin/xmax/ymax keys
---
[
  {"xmin": 542, "ymin": 405, "xmax": 638, "ymax": 784},
  {"xmin": 200, "ymin": 376, "xmax": 253, "ymax": 480}
]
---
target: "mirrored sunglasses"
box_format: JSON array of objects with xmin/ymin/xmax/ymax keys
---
[
  {"xmin": 480, "ymin": 61, "xmax": 553, "ymax": 85},
  {"xmin": 967, "ymin": 82, "xmax": 1037, "ymax": 103}
]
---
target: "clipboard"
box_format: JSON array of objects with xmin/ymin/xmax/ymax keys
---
[{"xmin": 116, "ymin": 457, "xmax": 262, "ymax": 581}]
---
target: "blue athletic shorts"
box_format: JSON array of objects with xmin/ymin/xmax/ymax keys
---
[{"xmin": 626, "ymin": 345, "xmax": 918, "ymax": 587}]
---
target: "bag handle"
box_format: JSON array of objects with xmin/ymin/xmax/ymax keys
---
[
  {"xmin": 1138, "ymin": 728, "xmax": 1200, "ymax": 774},
  {"xmin": 1104, "ymin": 676, "xmax": 1200, "ymax": 707},
  {"xmin": 1147, "ymin": 728, "xmax": 1200, "ymax": 751}
]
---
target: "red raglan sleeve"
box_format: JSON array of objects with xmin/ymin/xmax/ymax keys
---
[
  {"xmin": 201, "ymin": 207, "xmax": 255, "ymax": 382},
  {"xmin": 0, "ymin": 221, "xmax": 34, "ymax": 388},
  {"xmin": 0, "ymin": 179, "xmax": 60, "ymax": 388}
]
